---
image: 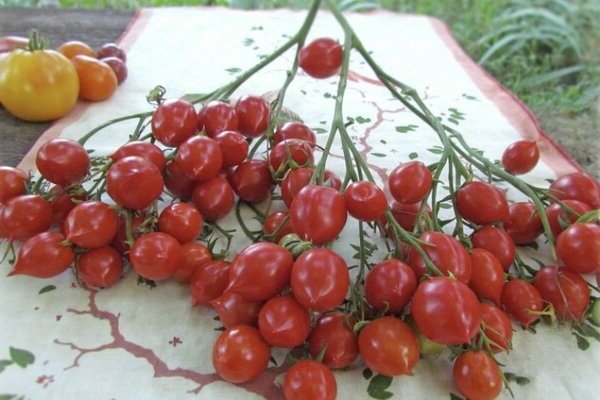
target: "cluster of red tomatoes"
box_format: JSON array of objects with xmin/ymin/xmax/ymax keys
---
[{"xmin": 1, "ymin": 35, "xmax": 600, "ymax": 400}]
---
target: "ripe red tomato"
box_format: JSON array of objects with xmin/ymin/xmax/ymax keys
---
[
  {"xmin": 456, "ymin": 181, "xmax": 508, "ymax": 225},
  {"xmin": 388, "ymin": 161, "xmax": 432, "ymax": 204},
  {"xmin": 0, "ymin": 194, "xmax": 53, "ymax": 240},
  {"xmin": 111, "ymin": 211, "xmax": 145, "ymax": 256},
  {"xmin": 389, "ymin": 199, "xmax": 431, "ymax": 232},
  {"xmin": 290, "ymin": 185, "xmax": 347, "ymax": 245},
  {"xmin": 76, "ymin": 246, "xmax": 123, "ymax": 288},
  {"xmin": 235, "ymin": 95, "xmax": 269, "ymax": 138},
  {"xmin": 299, "ymin": 38, "xmax": 343, "ymax": 79},
  {"xmin": 190, "ymin": 260, "xmax": 230, "ymax": 306},
  {"xmin": 210, "ymin": 292, "xmax": 263, "ymax": 329},
  {"xmin": 358, "ymin": 317, "xmax": 420, "ymax": 376},
  {"xmin": 151, "ymin": 98, "xmax": 197, "ymax": 147},
  {"xmin": 453, "ymin": 351, "xmax": 502, "ymax": 400},
  {"xmin": 173, "ymin": 241, "xmax": 212, "ymax": 283},
  {"xmin": 197, "ymin": 100, "xmax": 239, "ymax": 138},
  {"xmin": 36, "ymin": 138, "xmax": 90, "ymax": 186},
  {"xmin": 471, "ymin": 226, "xmax": 516, "ymax": 271},
  {"xmin": 291, "ymin": 248, "xmax": 349, "ymax": 312},
  {"xmin": 343, "ymin": 181, "xmax": 387, "ymax": 221},
  {"xmin": 545, "ymin": 199, "xmax": 591, "ymax": 237},
  {"xmin": 479, "ymin": 303, "xmax": 513, "ymax": 353},
  {"xmin": 365, "ymin": 258, "xmax": 417, "ymax": 313},
  {"xmin": 229, "ymin": 159, "xmax": 274, "ymax": 203},
  {"xmin": 556, "ymin": 223, "xmax": 600, "ymax": 274},
  {"xmin": 106, "ymin": 156, "xmax": 164, "ymax": 210},
  {"xmin": 323, "ymin": 169, "xmax": 342, "ymax": 190},
  {"xmin": 100, "ymin": 56, "xmax": 127, "ymax": 84},
  {"xmin": 175, "ymin": 135, "xmax": 223, "ymax": 181},
  {"xmin": 9, "ymin": 232, "xmax": 74, "ymax": 278},
  {"xmin": 274, "ymin": 122, "xmax": 317, "ymax": 146},
  {"xmin": 258, "ymin": 295, "xmax": 311, "ymax": 348},
  {"xmin": 129, "ymin": 232, "xmax": 181, "ymax": 281},
  {"xmin": 110, "ymin": 141, "xmax": 166, "ymax": 171},
  {"xmin": 163, "ymin": 160, "xmax": 196, "ymax": 200},
  {"xmin": 309, "ymin": 312, "xmax": 358, "ymax": 369},
  {"xmin": 262, "ymin": 211, "xmax": 294, "ymax": 243},
  {"xmin": 533, "ymin": 266, "xmax": 590, "ymax": 320},
  {"xmin": 501, "ymin": 140, "xmax": 539, "ymax": 175},
  {"xmin": 158, "ymin": 202, "xmax": 203, "ymax": 243},
  {"xmin": 411, "ymin": 277, "xmax": 481, "ymax": 345},
  {"xmin": 500, "ymin": 279, "xmax": 544, "ymax": 328},
  {"xmin": 214, "ymin": 130, "xmax": 249, "ymax": 168},
  {"xmin": 268, "ymin": 139, "xmax": 314, "ymax": 174},
  {"xmin": 550, "ymin": 172, "xmax": 600, "ymax": 209},
  {"xmin": 49, "ymin": 185, "xmax": 87, "ymax": 225},
  {"xmin": 96, "ymin": 43, "xmax": 126, "ymax": 62},
  {"xmin": 226, "ymin": 242, "xmax": 294, "ymax": 301},
  {"xmin": 283, "ymin": 360, "xmax": 337, "ymax": 400},
  {"xmin": 65, "ymin": 200, "xmax": 119, "ymax": 249},
  {"xmin": 468, "ymin": 248, "xmax": 504, "ymax": 305},
  {"xmin": 407, "ymin": 231, "xmax": 472, "ymax": 283},
  {"xmin": 504, "ymin": 202, "xmax": 543, "ymax": 245},
  {"xmin": 191, "ymin": 176, "xmax": 235, "ymax": 221},
  {"xmin": 280, "ymin": 167, "xmax": 314, "ymax": 208},
  {"xmin": 0, "ymin": 166, "xmax": 27, "ymax": 203},
  {"xmin": 212, "ymin": 325, "xmax": 270, "ymax": 384}
]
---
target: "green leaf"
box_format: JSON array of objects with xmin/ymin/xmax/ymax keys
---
[
  {"xmin": 371, "ymin": 153, "xmax": 386, "ymax": 158},
  {"xmin": 450, "ymin": 393, "xmax": 465, "ymax": 400},
  {"xmin": 380, "ymin": 140, "xmax": 387, "ymax": 144},
  {"xmin": 0, "ymin": 395, "xmax": 17, "ymax": 400},
  {"xmin": 242, "ymin": 37, "xmax": 255, "ymax": 46},
  {"xmin": 427, "ymin": 147, "xmax": 444, "ymax": 155},
  {"xmin": 438, "ymin": 203, "xmax": 453, "ymax": 209},
  {"xmin": 574, "ymin": 333, "xmax": 590, "ymax": 350},
  {"xmin": 38, "ymin": 285, "xmax": 56, "ymax": 295},
  {"xmin": 0, "ymin": 360, "xmax": 13, "ymax": 373},
  {"xmin": 225, "ymin": 67, "xmax": 242, "ymax": 74},
  {"xmin": 362, "ymin": 368, "xmax": 373, "ymax": 380},
  {"xmin": 448, "ymin": 117, "xmax": 460, "ymax": 125},
  {"xmin": 367, "ymin": 374, "xmax": 394, "ymax": 399},
  {"xmin": 355, "ymin": 116, "xmax": 371, "ymax": 124},
  {"xmin": 504, "ymin": 372, "xmax": 531, "ymax": 386},
  {"xmin": 9, "ymin": 347, "xmax": 34, "ymax": 368},
  {"xmin": 576, "ymin": 323, "xmax": 600, "ymax": 342},
  {"xmin": 312, "ymin": 127, "xmax": 327, "ymax": 134},
  {"xmin": 462, "ymin": 94, "xmax": 478, "ymax": 101},
  {"xmin": 395, "ymin": 124, "xmax": 418, "ymax": 133},
  {"xmin": 408, "ymin": 152, "xmax": 419, "ymax": 160}
]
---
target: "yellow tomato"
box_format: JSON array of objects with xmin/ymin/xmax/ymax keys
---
[{"xmin": 0, "ymin": 47, "xmax": 79, "ymax": 122}]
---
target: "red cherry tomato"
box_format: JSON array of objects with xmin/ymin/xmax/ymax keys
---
[
  {"xmin": 212, "ymin": 325, "xmax": 270, "ymax": 384},
  {"xmin": 504, "ymin": 202, "xmax": 543, "ymax": 245},
  {"xmin": 10, "ymin": 232, "xmax": 74, "ymax": 278},
  {"xmin": 290, "ymin": 185, "xmax": 347, "ymax": 245},
  {"xmin": 291, "ymin": 248, "xmax": 349, "ymax": 312},
  {"xmin": 411, "ymin": 277, "xmax": 481, "ymax": 345},
  {"xmin": 175, "ymin": 135, "xmax": 223, "ymax": 182},
  {"xmin": 129, "ymin": 232, "xmax": 181, "ymax": 281},
  {"xmin": 365, "ymin": 258, "xmax": 417, "ymax": 313},
  {"xmin": 280, "ymin": 167, "xmax": 314, "ymax": 208},
  {"xmin": 96, "ymin": 43, "xmax": 127, "ymax": 62},
  {"xmin": 173, "ymin": 241, "xmax": 212, "ymax": 283},
  {"xmin": 309, "ymin": 312, "xmax": 358, "ymax": 369},
  {"xmin": 323, "ymin": 169, "xmax": 342, "ymax": 190},
  {"xmin": 468, "ymin": 248, "xmax": 505, "ymax": 305},
  {"xmin": 229, "ymin": 159, "xmax": 274, "ymax": 203},
  {"xmin": 151, "ymin": 98, "xmax": 197, "ymax": 147},
  {"xmin": 111, "ymin": 212, "xmax": 145, "ymax": 257},
  {"xmin": 549, "ymin": 172, "xmax": 600, "ymax": 209},
  {"xmin": 110, "ymin": 141, "xmax": 166, "ymax": 171},
  {"xmin": 453, "ymin": 351, "xmax": 502, "ymax": 400},
  {"xmin": 76, "ymin": 246, "xmax": 123, "ymax": 288},
  {"xmin": 262, "ymin": 211, "xmax": 294, "ymax": 243},
  {"xmin": 274, "ymin": 122, "xmax": 317, "ymax": 146},
  {"xmin": 456, "ymin": 181, "xmax": 508, "ymax": 225},
  {"xmin": 358, "ymin": 317, "xmax": 420, "ymax": 376},
  {"xmin": 556, "ymin": 223, "xmax": 600, "ymax": 274},
  {"xmin": 479, "ymin": 303, "xmax": 513, "ymax": 353},
  {"xmin": 163, "ymin": 160, "xmax": 196, "ymax": 200},
  {"xmin": 106, "ymin": 156, "xmax": 164, "ymax": 210},
  {"xmin": 388, "ymin": 161, "xmax": 432, "ymax": 204},
  {"xmin": 36, "ymin": 138, "xmax": 90, "ymax": 186},
  {"xmin": 0, "ymin": 166, "xmax": 27, "ymax": 203},
  {"xmin": 258, "ymin": 295, "xmax": 311, "ymax": 348},
  {"xmin": 226, "ymin": 242, "xmax": 294, "ymax": 301},
  {"xmin": 158, "ymin": 202, "xmax": 203, "ymax": 243},
  {"xmin": 190, "ymin": 260, "xmax": 230, "ymax": 307},
  {"xmin": 299, "ymin": 38, "xmax": 343, "ymax": 79},
  {"xmin": 283, "ymin": 360, "xmax": 337, "ymax": 400},
  {"xmin": 191, "ymin": 176, "xmax": 235, "ymax": 221},
  {"xmin": 501, "ymin": 140, "xmax": 539, "ymax": 175},
  {"xmin": 214, "ymin": 130, "xmax": 249, "ymax": 168},
  {"xmin": 545, "ymin": 199, "xmax": 591, "ymax": 237},
  {"xmin": 235, "ymin": 95, "xmax": 269, "ymax": 138},
  {"xmin": 49, "ymin": 185, "xmax": 87, "ymax": 225},
  {"xmin": 389, "ymin": 199, "xmax": 431, "ymax": 232},
  {"xmin": 500, "ymin": 279, "xmax": 544, "ymax": 328},
  {"xmin": 0, "ymin": 194, "xmax": 53, "ymax": 240},
  {"xmin": 99, "ymin": 56, "xmax": 127, "ymax": 84},
  {"xmin": 65, "ymin": 200, "xmax": 119, "ymax": 249},
  {"xmin": 471, "ymin": 226, "xmax": 516, "ymax": 271},
  {"xmin": 268, "ymin": 139, "xmax": 314, "ymax": 174},
  {"xmin": 197, "ymin": 100, "xmax": 239, "ymax": 138},
  {"xmin": 210, "ymin": 292, "xmax": 263, "ymax": 329},
  {"xmin": 533, "ymin": 266, "xmax": 590, "ymax": 320},
  {"xmin": 343, "ymin": 181, "xmax": 387, "ymax": 221}
]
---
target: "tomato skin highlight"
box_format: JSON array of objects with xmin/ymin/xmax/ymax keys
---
[{"xmin": 283, "ymin": 360, "xmax": 337, "ymax": 400}]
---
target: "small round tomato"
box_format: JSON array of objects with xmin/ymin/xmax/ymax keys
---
[
  {"xmin": 258, "ymin": 295, "xmax": 311, "ymax": 348},
  {"xmin": 533, "ymin": 266, "xmax": 590, "ymax": 321},
  {"xmin": 212, "ymin": 325, "xmax": 270, "ymax": 384},
  {"xmin": 190, "ymin": 260, "xmax": 230, "ymax": 306},
  {"xmin": 389, "ymin": 200, "xmax": 431, "ymax": 232},
  {"xmin": 164, "ymin": 160, "xmax": 196, "ymax": 200},
  {"xmin": 235, "ymin": 95, "xmax": 269, "ymax": 138},
  {"xmin": 388, "ymin": 161, "xmax": 432, "ymax": 204},
  {"xmin": 210, "ymin": 292, "xmax": 263, "ymax": 329},
  {"xmin": 309, "ymin": 312, "xmax": 358, "ymax": 369},
  {"xmin": 299, "ymin": 38, "xmax": 343, "ymax": 79},
  {"xmin": 100, "ymin": 57, "xmax": 127, "ymax": 84},
  {"xmin": 106, "ymin": 156, "xmax": 164, "ymax": 210},
  {"xmin": 468, "ymin": 248, "xmax": 504, "ymax": 305},
  {"xmin": 76, "ymin": 246, "xmax": 123, "ymax": 288},
  {"xmin": 479, "ymin": 303, "xmax": 513, "ymax": 353},
  {"xmin": 453, "ymin": 351, "xmax": 502, "ymax": 400},
  {"xmin": 290, "ymin": 185, "xmax": 347, "ymax": 245},
  {"xmin": 226, "ymin": 242, "xmax": 294, "ymax": 301},
  {"xmin": 0, "ymin": 166, "xmax": 27, "ymax": 203},
  {"xmin": 110, "ymin": 141, "xmax": 166, "ymax": 171},
  {"xmin": 365, "ymin": 258, "xmax": 417, "ymax": 313},
  {"xmin": 504, "ymin": 202, "xmax": 543, "ymax": 245},
  {"xmin": 197, "ymin": 100, "xmax": 239, "ymax": 138},
  {"xmin": 262, "ymin": 211, "xmax": 294, "ymax": 243},
  {"xmin": 229, "ymin": 159, "xmax": 274, "ymax": 203},
  {"xmin": 129, "ymin": 232, "xmax": 181, "ymax": 281},
  {"xmin": 268, "ymin": 139, "xmax": 314, "ymax": 174},
  {"xmin": 71, "ymin": 55, "xmax": 117, "ymax": 102},
  {"xmin": 173, "ymin": 241, "xmax": 212, "ymax": 283},
  {"xmin": 49, "ymin": 185, "xmax": 87, "ymax": 225},
  {"xmin": 65, "ymin": 201, "xmax": 119, "ymax": 249},
  {"xmin": 280, "ymin": 167, "xmax": 314, "ymax": 208},
  {"xmin": 343, "ymin": 181, "xmax": 387, "ymax": 221},
  {"xmin": 158, "ymin": 202, "xmax": 203, "ymax": 243},
  {"xmin": 274, "ymin": 122, "xmax": 317, "ymax": 147},
  {"xmin": 501, "ymin": 140, "xmax": 539, "ymax": 175},
  {"xmin": 9, "ymin": 232, "xmax": 74, "ymax": 278},
  {"xmin": 0, "ymin": 194, "xmax": 53, "ymax": 240},
  {"xmin": 291, "ymin": 248, "xmax": 350, "ymax": 312},
  {"xmin": 411, "ymin": 277, "xmax": 481, "ymax": 345},
  {"xmin": 214, "ymin": 130, "xmax": 249, "ymax": 168},
  {"xmin": 358, "ymin": 317, "xmax": 420, "ymax": 376},
  {"xmin": 36, "ymin": 138, "xmax": 90, "ymax": 187},
  {"xmin": 556, "ymin": 223, "xmax": 600, "ymax": 274},
  {"xmin": 471, "ymin": 226, "xmax": 516, "ymax": 271},
  {"xmin": 456, "ymin": 181, "xmax": 508, "ymax": 225},
  {"xmin": 500, "ymin": 279, "xmax": 544, "ymax": 328},
  {"xmin": 96, "ymin": 43, "xmax": 127, "ymax": 62},
  {"xmin": 546, "ymin": 199, "xmax": 591, "ymax": 237},
  {"xmin": 111, "ymin": 211, "xmax": 145, "ymax": 256},
  {"xmin": 175, "ymin": 136, "xmax": 223, "ymax": 181},
  {"xmin": 151, "ymin": 98, "xmax": 197, "ymax": 147},
  {"xmin": 550, "ymin": 172, "xmax": 600, "ymax": 209},
  {"xmin": 283, "ymin": 360, "xmax": 337, "ymax": 400},
  {"xmin": 57, "ymin": 40, "xmax": 96, "ymax": 59},
  {"xmin": 191, "ymin": 176, "xmax": 235, "ymax": 221}
]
